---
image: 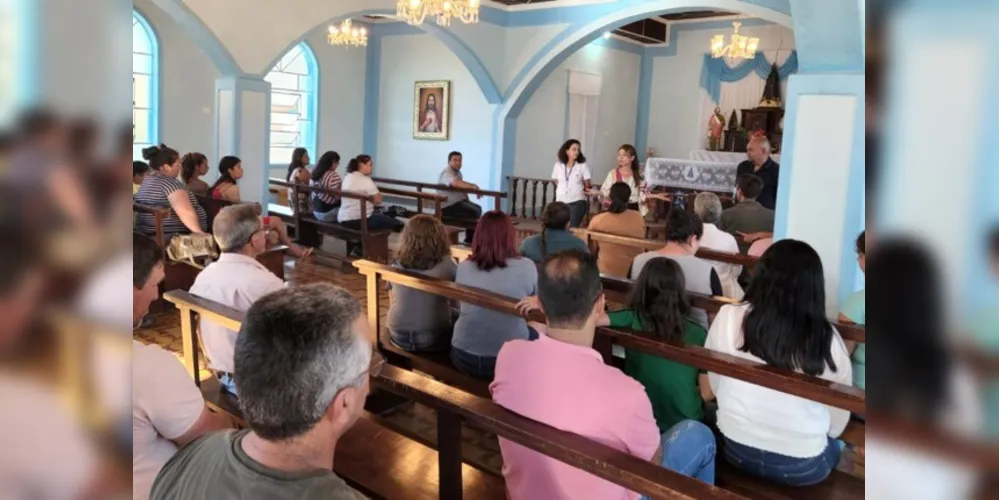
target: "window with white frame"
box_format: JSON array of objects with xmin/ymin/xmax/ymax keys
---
[
  {"xmin": 265, "ymin": 43, "xmax": 318, "ymax": 165},
  {"xmin": 132, "ymin": 11, "xmax": 158, "ymax": 160}
]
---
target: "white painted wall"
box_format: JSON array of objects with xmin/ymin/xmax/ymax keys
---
[
  {"xmin": 376, "ymin": 34, "xmax": 496, "ymax": 191},
  {"xmin": 514, "ymin": 41, "xmax": 640, "ymax": 182},
  {"xmin": 647, "ymin": 23, "xmax": 795, "ymax": 158},
  {"xmin": 136, "ymin": 0, "xmax": 219, "ymax": 160}
]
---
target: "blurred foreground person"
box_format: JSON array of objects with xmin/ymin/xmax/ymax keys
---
[{"xmin": 151, "ymin": 284, "xmax": 373, "ymax": 499}]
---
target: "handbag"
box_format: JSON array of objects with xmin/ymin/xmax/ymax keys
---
[{"xmin": 166, "ymin": 234, "xmax": 219, "ymax": 269}]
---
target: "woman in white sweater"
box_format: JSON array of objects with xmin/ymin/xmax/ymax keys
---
[{"xmin": 704, "ymin": 239, "xmax": 852, "ymax": 486}]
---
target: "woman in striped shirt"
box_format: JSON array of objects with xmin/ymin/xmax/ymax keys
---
[
  {"xmin": 134, "ymin": 144, "xmax": 208, "ymax": 238},
  {"xmin": 310, "ymin": 151, "xmax": 342, "ymax": 222}
]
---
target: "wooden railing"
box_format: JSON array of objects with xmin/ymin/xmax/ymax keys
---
[
  {"xmin": 507, "ymin": 176, "xmax": 558, "ymax": 220},
  {"xmin": 372, "ymin": 177, "xmax": 507, "ymax": 213}
]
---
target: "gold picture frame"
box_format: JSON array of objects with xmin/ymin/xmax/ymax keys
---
[{"xmin": 413, "ymin": 80, "xmax": 451, "ymax": 140}]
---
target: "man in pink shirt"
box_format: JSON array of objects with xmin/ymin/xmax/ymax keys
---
[{"xmin": 492, "ymin": 250, "xmax": 715, "ymax": 499}]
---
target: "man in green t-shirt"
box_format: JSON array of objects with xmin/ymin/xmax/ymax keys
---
[
  {"xmin": 151, "ymin": 284, "xmax": 378, "ymax": 500},
  {"xmin": 838, "ymin": 231, "xmax": 866, "ymax": 390}
]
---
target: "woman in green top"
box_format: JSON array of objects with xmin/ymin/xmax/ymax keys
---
[{"xmin": 602, "ymin": 257, "xmax": 711, "ymax": 433}]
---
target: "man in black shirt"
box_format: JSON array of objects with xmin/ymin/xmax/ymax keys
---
[{"xmin": 736, "ymin": 137, "xmax": 780, "ymax": 210}]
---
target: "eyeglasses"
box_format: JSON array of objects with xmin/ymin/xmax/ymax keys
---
[{"xmin": 347, "ymin": 349, "xmax": 386, "ymax": 388}]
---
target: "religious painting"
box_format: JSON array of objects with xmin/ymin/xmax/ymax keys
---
[{"xmin": 413, "ymin": 80, "xmax": 450, "ymax": 140}]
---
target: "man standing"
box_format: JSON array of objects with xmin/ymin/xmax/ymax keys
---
[
  {"xmin": 190, "ymin": 204, "xmax": 286, "ymax": 395},
  {"xmin": 736, "ymin": 137, "xmax": 780, "ymax": 210},
  {"xmin": 719, "ymin": 174, "xmax": 775, "ymax": 254},
  {"xmin": 494, "ymin": 250, "xmax": 716, "ymax": 499},
  {"xmin": 132, "ymin": 233, "xmax": 233, "ymax": 500},
  {"xmin": 438, "ymin": 151, "xmax": 483, "ymax": 245},
  {"xmin": 151, "ymin": 284, "xmax": 373, "ymax": 500}
]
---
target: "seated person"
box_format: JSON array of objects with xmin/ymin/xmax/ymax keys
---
[
  {"xmin": 493, "ymin": 250, "xmax": 716, "ymax": 500},
  {"xmin": 705, "ymin": 239, "xmax": 851, "ymax": 486},
  {"xmin": 338, "ymin": 154, "xmax": 405, "ymax": 255},
  {"xmin": 736, "ymin": 137, "xmax": 780, "ymax": 210},
  {"xmin": 389, "ymin": 215, "xmax": 457, "ymax": 352},
  {"xmin": 587, "ymin": 182, "xmax": 647, "ymax": 278},
  {"xmin": 210, "ymin": 155, "xmax": 312, "ymax": 258},
  {"xmin": 131, "ymin": 233, "xmax": 233, "ymax": 500},
  {"xmin": 519, "ymin": 202, "xmax": 589, "ymax": 264},
  {"xmin": 180, "ymin": 152, "xmax": 210, "ymax": 196},
  {"xmin": 134, "ymin": 144, "xmax": 208, "ymax": 238},
  {"xmin": 151, "ymin": 284, "xmax": 374, "ymax": 500},
  {"xmin": 718, "ymin": 174, "xmax": 774, "ymax": 253},
  {"xmin": 632, "ymin": 209, "xmax": 723, "ymax": 329},
  {"xmin": 608, "ymin": 257, "xmax": 712, "ymax": 432},
  {"xmin": 439, "ymin": 151, "xmax": 483, "ymax": 245},
  {"xmin": 837, "ymin": 230, "xmax": 866, "ymax": 391},
  {"xmin": 286, "ymin": 147, "xmax": 311, "ymax": 213},
  {"xmin": 310, "ymin": 151, "xmax": 342, "ymax": 221},
  {"xmin": 452, "ymin": 211, "xmax": 538, "ymax": 380},
  {"xmin": 133, "ymin": 160, "xmax": 149, "ymax": 195},
  {"xmin": 693, "ymin": 192, "xmax": 743, "ymax": 299},
  {"xmin": 189, "ymin": 204, "xmax": 287, "ymax": 395}
]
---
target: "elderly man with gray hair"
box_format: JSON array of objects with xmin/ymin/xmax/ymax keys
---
[
  {"xmin": 694, "ymin": 192, "xmax": 744, "ymax": 299},
  {"xmin": 736, "ymin": 137, "xmax": 780, "ymax": 210},
  {"xmin": 151, "ymin": 284, "xmax": 376, "ymax": 500},
  {"xmin": 189, "ymin": 203, "xmax": 286, "ymax": 395}
]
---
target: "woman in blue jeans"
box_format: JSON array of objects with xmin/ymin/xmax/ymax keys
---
[
  {"xmin": 704, "ymin": 240, "xmax": 853, "ymax": 486},
  {"xmin": 337, "ymin": 154, "xmax": 404, "ymax": 254}
]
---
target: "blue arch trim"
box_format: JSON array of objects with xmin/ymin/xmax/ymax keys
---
[
  {"xmin": 133, "ymin": 9, "xmax": 161, "ymax": 147},
  {"xmin": 149, "ymin": 0, "xmax": 242, "ymax": 75}
]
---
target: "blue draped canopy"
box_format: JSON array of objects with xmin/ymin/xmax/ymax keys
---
[{"xmin": 699, "ymin": 51, "xmax": 798, "ymax": 104}]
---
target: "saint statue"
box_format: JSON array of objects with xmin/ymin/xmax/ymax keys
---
[
  {"xmin": 759, "ymin": 63, "xmax": 782, "ymax": 108},
  {"xmin": 707, "ymin": 106, "xmax": 726, "ymax": 151}
]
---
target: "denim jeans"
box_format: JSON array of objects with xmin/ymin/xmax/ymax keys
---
[
  {"xmin": 390, "ymin": 328, "xmax": 451, "ymax": 353},
  {"xmin": 441, "ymin": 200, "xmax": 483, "ymax": 243},
  {"xmin": 722, "ymin": 435, "xmax": 840, "ymax": 486},
  {"xmin": 451, "ymin": 327, "xmax": 540, "ymax": 380},
  {"xmin": 639, "ymin": 420, "xmax": 717, "ymax": 499},
  {"xmin": 218, "ymin": 372, "xmax": 238, "ymax": 396},
  {"xmin": 341, "ymin": 213, "xmax": 405, "ymax": 232},
  {"xmin": 567, "ymin": 200, "xmax": 588, "ymax": 228},
  {"xmin": 313, "ymin": 207, "xmax": 338, "ymax": 222}
]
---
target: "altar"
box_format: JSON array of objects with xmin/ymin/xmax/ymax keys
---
[
  {"xmin": 689, "ymin": 150, "xmax": 781, "ymax": 165},
  {"xmin": 644, "ymin": 157, "xmax": 739, "ymax": 193}
]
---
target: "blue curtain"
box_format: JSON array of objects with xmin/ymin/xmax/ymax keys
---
[{"xmin": 700, "ymin": 51, "xmax": 798, "ymax": 104}]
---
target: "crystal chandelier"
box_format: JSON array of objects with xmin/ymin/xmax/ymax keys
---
[
  {"xmin": 327, "ymin": 19, "xmax": 368, "ymax": 47},
  {"xmin": 396, "ymin": 0, "xmax": 480, "ymax": 26},
  {"xmin": 710, "ymin": 22, "xmax": 759, "ymax": 60}
]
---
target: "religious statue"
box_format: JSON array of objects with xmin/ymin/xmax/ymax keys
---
[
  {"xmin": 707, "ymin": 106, "xmax": 726, "ymax": 151},
  {"xmin": 759, "ymin": 63, "xmax": 782, "ymax": 108}
]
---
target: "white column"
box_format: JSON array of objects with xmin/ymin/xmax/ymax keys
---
[{"xmin": 215, "ymin": 75, "xmax": 270, "ymax": 205}]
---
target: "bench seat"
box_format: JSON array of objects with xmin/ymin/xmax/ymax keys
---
[
  {"xmin": 717, "ymin": 461, "xmax": 864, "ymax": 500},
  {"xmin": 378, "ymin": 328, "xmax": 490, "ymax": 398}
]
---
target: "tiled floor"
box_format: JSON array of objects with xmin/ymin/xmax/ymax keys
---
[{"xmin": 134, "ymin": 243, "xmax": 863, "ymax": 480}]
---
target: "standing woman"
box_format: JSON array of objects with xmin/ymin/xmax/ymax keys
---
[
  {"xmin": 338, "ymin": 154, "xmax": 404, "ymax": 254},
  {"xmin": 180, "ymin": 152, "xmax": 210, "ymax": 196},
  {"xmin": 310, "ymin": 151, "xmax": 342, "ymax": 221},
  {"xmin": 210, "ymin": 156, "xmax": 313, "ymax": 258},
  {"xmin": 705, "ymin": 239, "xmax": 852, "ymax": 486},
  {"xmin": 551, "ymin": 139, "xmax": 595, "ymax": 228},
  {"xmin": 599, "ymin": 144, "xmax": 647, "ymax": 216},
  {"xmin": 134, "ymin": 144, "xmax": 208, "ymax": 237},
  {"xmin": 286, "ymin": 147, "xmax": 311, "ymax": 212}
]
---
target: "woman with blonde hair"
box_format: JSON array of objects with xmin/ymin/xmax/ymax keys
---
[{"xmin": 388, "ymin": 215, "xmax": 458, "ymax": 352}]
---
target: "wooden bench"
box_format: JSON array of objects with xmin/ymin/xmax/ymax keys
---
[
  {"xmin": 575, "ymin": 228, "xmax": 761, "ymax": 271},
  {"xmin": 160, "ymin": 289, "xmax": 506, "ymax": 500},
  {"xmin": 160, "ymin": 289, "xmax": 749, "ymax": 499},
  {"xmin": 268, "ymin": 178, "xmax": 392, "ymax": 264},
  {"xmin": 372, "ymin": 177, "xmax": 506, "ymax": 236}
]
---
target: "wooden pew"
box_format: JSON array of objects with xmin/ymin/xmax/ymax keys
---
[
  {"xmin": 372, "ymin": 176, "xmax": 506, "ymax": 213},
  {"xmin": 160, "ymin": 289, "xmax": 506, "ymax": 500},
  {"xmin": 160, "ymin": 289, "xmax": 748, "ymax": 500},
  {"xmin": 268, "ymin": 178, "xmax": 392, "ymax": 264},
  {"xmin": 574, "ymin": 228, "xmax": 760, "ymax": 271}
]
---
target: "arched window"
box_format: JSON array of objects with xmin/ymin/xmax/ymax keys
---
[
  {"xmin": 132, "ymin": 11, "xmax": 158, "ymax": 160},
  {"xmin": 0, "ymin": 0, "xmax": 26, "ymax": 127},
  {"xmin": 265, "ymin": 43, "xmax": 318, "ymax": 165}
]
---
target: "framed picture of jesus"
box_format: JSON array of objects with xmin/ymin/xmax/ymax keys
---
[{"xmin": 413, "ymin": 80, "xmax": 451, "ymax": 140}]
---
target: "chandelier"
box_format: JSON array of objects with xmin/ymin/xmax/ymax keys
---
[
  {"xmin": 327, "ymin": 19, "xmax": 368, "ymax": 47},
  {"xmin": 710, "ymin": 22, "xmax": 759, "ymax": 60},
  {"xmin": 396, "ymin": 0, "xmax": 480, "ymax": 26}
]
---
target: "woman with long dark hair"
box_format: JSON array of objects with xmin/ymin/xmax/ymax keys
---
[
  {"xmin": 134, "ymin": 144, "xmax": 207, "ymax": 236},
  {"xmin": 551, "ymin": 139, "xmax": 595, "ymax": 228},
  {"xmin": 518, "ymin": 202, "xmax": 588, "ymax": 263},
  {"xmin": 209, "ymin": 156, "xmax": 312, "ymax": 258},
  {"xmin": 705, "ymin": 239, "xmax": 851, "ymax": 486},
  {"xmin": 452, "ymin": 211, "xmax": 539, "ymax": 380},
  {"xmin": 599, "ymin": 257, "xmax": 711, "ymax": 432},
  {"xmin": 181, "ymin": 152, "xmax": 210, "ymax": 196},
  {"xmin": 598, "ymin": 144, "xmax": 649, "ymax": 216},
  {"xmin": 338, "ymin": 154, "xmax": 404, "ymax": 255},
  {"xmin": 309, "ymin": 151, "xmax": 342, "ymax": 221},
  {"xmin": 588, "ymin": 182, "xmax": 647, "ymax": 277},
  {"xmin": 286, "ymin": 147, "xmax": 311, "ymax": 213}
]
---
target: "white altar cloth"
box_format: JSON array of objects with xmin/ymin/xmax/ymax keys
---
[{"xmin": 689, "ymin": 150, "xmax": 781, "ymax": 165}]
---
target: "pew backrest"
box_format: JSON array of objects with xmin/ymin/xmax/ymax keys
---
[
  {"xmin": 132, "ymin": 202, "xmax": 171, "ymax": 249},
  {"xmin": 372, "ymin": 176, "xmax": 507, "ymax": 212},
  {"xmin": 575, "ymin": 228, "xmax": 760, "ymax": 270}
]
